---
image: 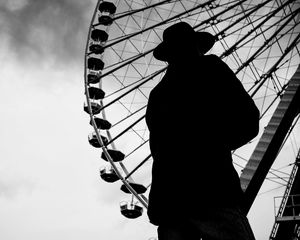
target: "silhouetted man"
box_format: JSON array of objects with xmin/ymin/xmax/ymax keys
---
[{"xmin": 145, "ymin": 22, "xmax": 259, "ymax": 240}]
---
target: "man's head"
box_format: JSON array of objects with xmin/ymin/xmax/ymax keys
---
[{"xmin": 153, "ymin": 22, "xmax": 215, "ymax": 63}]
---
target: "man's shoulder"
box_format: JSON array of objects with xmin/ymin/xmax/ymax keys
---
[
  {"xmin": 202, "ymin": 54, "xmax": 221, "ymax": 62},
  {"xmin": 201, "ymin": 54, "xmax": 234, "ymax": 74}
]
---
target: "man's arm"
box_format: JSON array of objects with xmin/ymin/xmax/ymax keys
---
[{"xmin": 210, "ymin": 54, "xmax": 260, "ymax": 150}]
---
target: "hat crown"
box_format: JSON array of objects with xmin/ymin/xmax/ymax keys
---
[
  {"xmin": 162, "ymin": 22, "xmax": 196, "ymax": 45},
  {"xmin": 153, "ymin": 22, "xmax": 215, "ymax": 61}
]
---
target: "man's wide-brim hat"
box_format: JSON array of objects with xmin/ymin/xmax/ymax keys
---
[{"xmin": 153, "ymin": 22, "xmax": 215, "ymax": 61}]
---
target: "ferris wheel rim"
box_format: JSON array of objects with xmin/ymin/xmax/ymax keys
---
[
  {"xmin": 84, "ymin": 0, "xmax": 148, "ymax": 208},
  {"xmin": 84, "ymin": 0, "xmax": 300, "ymax": 219}
]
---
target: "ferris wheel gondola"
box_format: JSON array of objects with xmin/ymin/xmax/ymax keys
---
[{"xmin": 83, "ymin": 1, "xmax": 300, "ymax": 237}]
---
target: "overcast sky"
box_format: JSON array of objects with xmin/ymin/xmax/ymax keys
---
[
  {"xmin": 0, "ymin": 1, "xmax": 299, "ymax": 240},
  {"xmin": 0, "ymin": 0, "xmax": 155, "ymax": 239}
]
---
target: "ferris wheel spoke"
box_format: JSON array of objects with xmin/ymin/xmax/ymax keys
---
[
  {"xmin": 194, "ymin": 0, "xmax": 249, "ymax": 30},
  {"xmin": 265, "ymin": 177, "xmax": 287, "ymax": 186},
  {"xmin": 250, "ymin": 32, "xmax": 300, "ymax": 97},
  {"xmin": 102, "ymin": 1, "xmax": 215, "ymax": 53},
  {"xmin": 106, "ymin": 115, "xmax": 145, "ymax": 146},
  {"xmin": 94, "ymin": 0, "xmax": 174, "ymax": 28},
  {"xmin": 102, "ymin": 49, "xmax": 153, "ymax": 79},
  {"xmin": 84, "ymin": 0, "xmax": 300, "ymax": 224},
  {"xmin": 125, "ymin": 139, "xmax": 149, "ymax": 159},
  {"xmin": 215, "ymin": 2, "xmax": 272, "ymax": 39},
  {"xmin": 100, "ymin": 68, "xmax": 165, "ymax": 112},
  {"xmin": 235, "ymin": 12, "xmax": 300, "ymax": 76},
  {"xmin": 111, "ymin": 105, "xmax": 147, "ymax": 128},
  {"xmin": 221, "ymin": 1, "xmax": 296, "ymax": 60},
  {"xmin": 125, "ymin": 154, "xmax": 152, "ymax": 180}
]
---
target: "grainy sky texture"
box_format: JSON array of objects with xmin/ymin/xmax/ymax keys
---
[
  {"xmin": 0, "ymin": 1, "xmax": 299, "ymax": 240},
  {"xmin": 0, "ymin": 1, "xmax": 155, "ymax": 239},
  {"xmin": 0, "ymin": 0, "xmax": 89, "ymax": 65}
]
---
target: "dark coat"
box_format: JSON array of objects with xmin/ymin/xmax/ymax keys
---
[{"xmin": 145, "ymin": 54, "xmax": 259, "ymax": 226}]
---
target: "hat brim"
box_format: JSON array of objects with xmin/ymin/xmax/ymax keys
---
[{"xmin": 153, "ymin": 32, "xmax": 215, "ymax": 61}]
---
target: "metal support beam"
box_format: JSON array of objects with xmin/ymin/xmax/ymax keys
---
[
  {"xmin": 270, "ymin": 150, "xmax": 300, "ymax": 239},
  {"xmin": 240, "ymin": 65, "xmax": 300, "ymax": 214}
]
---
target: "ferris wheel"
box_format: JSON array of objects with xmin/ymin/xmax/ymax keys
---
[{"xmin": 83, "ymin": 0, "xmax": 300, "ymax": 238}]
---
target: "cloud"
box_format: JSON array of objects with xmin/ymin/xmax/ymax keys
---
[
  {"xmin": 0, "ymin": 0, "xmax": 30, "ymax": 11},
  {"xmin": 0, "ymin": 177, "xmax": 35, "ymax": 199},
  {"xmin": 0, "ymin": 0, "xmax": 94, "ymax": 67}
]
